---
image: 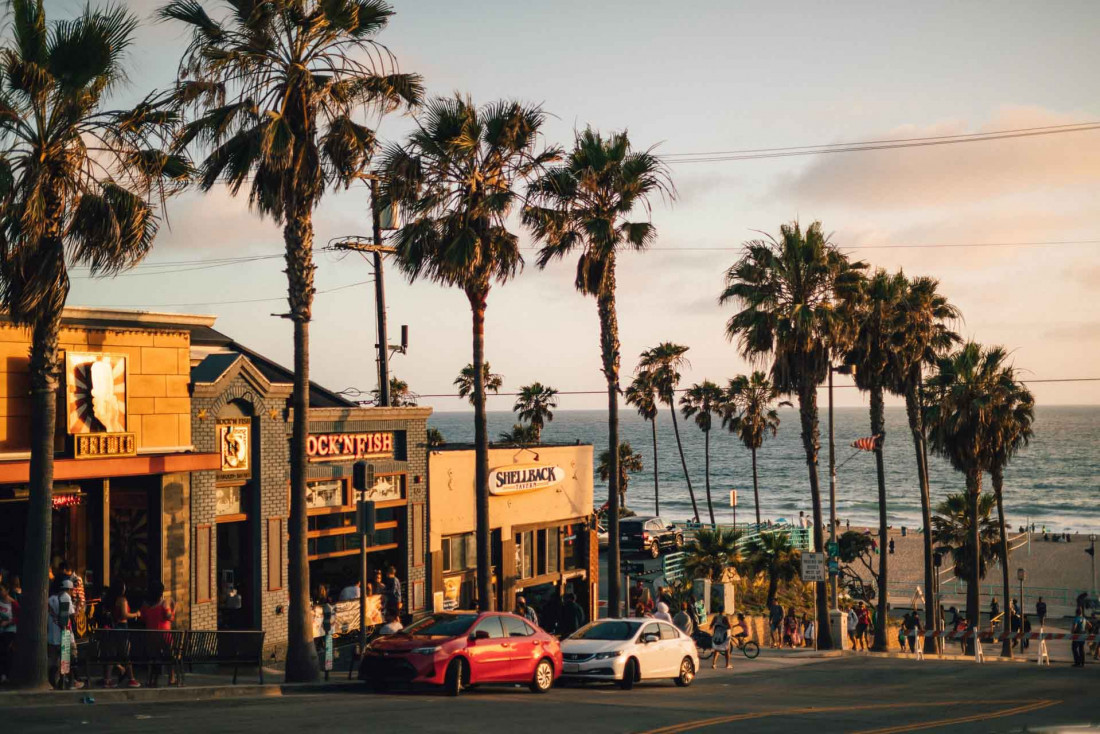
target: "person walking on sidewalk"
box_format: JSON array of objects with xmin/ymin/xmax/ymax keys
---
[
  {"xmin": 673, "ymin": 602, "xmax": 694, "ymax": 636},
  {"xmin": 1036, "ymin": 597, "xmax": 1047, "ymax": 627},
  {"xmin": 710, "ymin": 614, "xmax": 732, "ymax": 670},
  {"xmin": 0, "ymin": 581, "xmax": 18, "ymax": 684},
  {"xmin": 1071, "ymin": 607, "xmax": 1087, "ymax": 667}
]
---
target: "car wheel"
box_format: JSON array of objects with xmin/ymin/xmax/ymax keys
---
[
  {"xmin": 530, "ymin": 658, "xmax": 554, "ymax": 694},
  {"xmin": 674, "ymin": 657, "xmax": 695, "ymax": 687},
  {"xmin": 649, "ymin": 541, "xmax": 660, "ymax": 559},
  {"xmin": 370, "ymin": 678, "xmax": 389, "ymax": 693},
  {"xmin": 618, "ymin": 658, "xmax": 637, "ymax": 690},
  {"xmin": 444, "ymin": 658, "xmax": 466, "ymax": 697},
  {"xmin": 674, "ymin": 534, "xmax": 684, "ymax": 549}
]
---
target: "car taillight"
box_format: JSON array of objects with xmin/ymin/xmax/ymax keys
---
[{"xmin": 642, "ymin": 532, "xmax": 650, "ymax": 540}]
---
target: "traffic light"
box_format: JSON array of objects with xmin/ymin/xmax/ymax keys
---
[
  {"xmin": 353, "ymin": 460, "xmax": 373, "ymax": 492},
  {"xmin": 357, "ymin": 500, "xmax": 376, "ymax": 536}
]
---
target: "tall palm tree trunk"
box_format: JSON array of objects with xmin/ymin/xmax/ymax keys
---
[
  {"xmin": 796, "ymin": 383, "xmax": 833, "ymax": 650},
  {"xmin": 598, "ymin": 269, "xmax": 621, "ymax": 618},
  {"xmin": 992, "ymin": 467, "xmax": 1012, "ymax": 658},
  {"xmin": 650, "ymin": 417, "xmax": 660, "ymax": 515},
  {"xmin": 870, "ymin": 386, "xmax": 889, "ymax": 652},
  {"xmin": 904, "ymin": 378, "xmax": 936, "ymax": 644},
  {"xmin": 469, "ymin": 289, "xmax": 492, "ymax": 612},
  {"xmin": 965, "ymin": 470, "xmax": 982, "ymax": 655},
  {"xmin": 13, "ymin": 313, "xmax": 63, "ymax": 689},
  {"xmin": 766, "ymin": 570, "xmax": 779, "ymax": 608},
  {"xmin": 751, "ymin": 448, "xmax": 761, "ymax": 527},
  {"xmin": 669, "ymin": 407, "xmax": 699, "ymax": 522},
  {"xmin": 285, "ymin": 215, "xmax": 320, "ymax": 683},
  {"xmin": 703, "ymin": 430, "xmax": 715, "ymax": 525}
]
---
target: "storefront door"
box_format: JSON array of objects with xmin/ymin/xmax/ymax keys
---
[{"xmin": 216, "ymin": 519, "xmax": 253, "ymax": 630}]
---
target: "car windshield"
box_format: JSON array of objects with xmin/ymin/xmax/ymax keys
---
[
  {"xmin": 403, "ymin": 613, "xmax": 478, "ymax": 638},
  {"xmin": 569, "ymin": 621, "xmax": 642, "ymax": 641}
]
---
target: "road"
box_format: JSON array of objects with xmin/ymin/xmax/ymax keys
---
[{"xmin": 8, "ymin": 654, "xmax": 1095, "ymax": 733}]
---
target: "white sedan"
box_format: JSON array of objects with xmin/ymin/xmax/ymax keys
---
[{"xmin": 559, "ymin": 618, "xmax": 698, "ymax": 689}]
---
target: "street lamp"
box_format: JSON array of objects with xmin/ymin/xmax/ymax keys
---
[
  {"xmin": 1089, "ymin": 534, "xmax": 1097, "ymax": 597},
  {"xmin": 1017, "ymin": 567, "xmax": 1027, "ymax": 616},
  {"xmin": 827, "ymin": 362, "xmax": 854, "ymax": 648}
]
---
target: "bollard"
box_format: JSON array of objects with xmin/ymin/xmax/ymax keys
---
[
  {"xmin": 974, "ymin": 634, "xmax": 984, "ymax": 663},
  {"xmin": 1037, "ymin": 627, "xmax": 1050, "ymax": 666},
  {"xmin": 914, "ymin": 633, "xmax": 925, "ymax": 661}
]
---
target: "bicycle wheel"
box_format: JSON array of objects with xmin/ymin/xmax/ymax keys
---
[
  {"xmin": 741, "ymin": 640, "xmax": 760, "ymax": 660},
  {"xmin": 697, "ymin": 646, "xmax": 714, "ymax": 660}
]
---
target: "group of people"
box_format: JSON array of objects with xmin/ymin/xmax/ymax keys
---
[
  {"xmin": 513, "ymin": 591, "xmax": 586, "ymax": 638},
  {"xmin": 0, "ymin": 567, "xmax": 22, "ymax": 685},
  {"xmin": 769, "ymin": 601, "xmax": 815, "ymax": 648}
]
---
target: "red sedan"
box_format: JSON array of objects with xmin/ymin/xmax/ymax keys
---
[{"xmin": 358, "ymin": 611, "xmax": 562, "ymax": 695}]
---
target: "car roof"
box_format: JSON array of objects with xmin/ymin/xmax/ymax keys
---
[{"xmin": 621, "ymin": 516, "xmax": 657, "ymax": 523}]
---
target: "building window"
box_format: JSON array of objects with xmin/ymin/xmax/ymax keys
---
[
  {"xmin": 195, "ymin": 525, "xmax": 213, "ymax": 603},
  {"xmin": 563, "ymin": 524, "xmax": 578, "ymax": 571},
  {"xmin": 546, "ymin": 526, "xmax": 560, "ymax": 574},
  {"xmin": 412, "ymin": 503, "xmax": 425, "ymax": 568},
  {"xmin": 536, "ymin": 529, "xmax": 548, "ymax": 576},
  {"xmin": 267, "ymin": 518, "xmax": 283, "ymax": 591},
  {"xmin": 516, "ymin": 530, "xmax": 534, "ymax": 579},
  {"xmin": 442, "ymin": 532, "xmax": 475, "ymax": 573}
]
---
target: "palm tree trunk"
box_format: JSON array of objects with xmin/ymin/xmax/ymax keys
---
[
  {"xmin": 751, "ymin": 448, "xmax": 761, "ymax": 528},
  {"xmin": 651, "ymin": 417, "xmax": 660, "ymax": 516},
  {"xmin": 870, "ymin": 386, "xmax": 889, "ymax": 652},
  {"xmin": 796, "ymin": 382, "xmax": 833, "ymax": 650},
  {"xmin": 993, "ymin": 466, "xmax": 1012, "ymax": 658},
  {"xmin": 767, "ymin": 570, "xmax": 779, "ymax": 608},
  {"xmin": 598, "ymin": 266, "xmax": 621, "ymax": 618},
  {"xmin": 669, "ymin": 406, "xmax": 699, "ymax": 522},
  {"xmin": 12, "ymin": 313, "xmax": 63, "ymax": 689},
  {"xmin": 904, "ymin": 377, "xmax": 936, "ymax": 644},
  {"xmin": 284, "ymin": 214, "xmax": 320, "ymax": 683},
  {"xmin": 704, "ymin": 429, "xmax": 715, "ymax": 525},
  {"xmin": 965, "ymin": 470, "xmax": 982, "ymax": 655},
  {"xmin": 469, "ymin": 289, "xmax": 492, "ymax": 612}
]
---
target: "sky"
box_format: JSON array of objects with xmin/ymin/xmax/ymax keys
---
[{"xmin": 52, "ymin": 0, "xmax": 1100, "ymax": 411}]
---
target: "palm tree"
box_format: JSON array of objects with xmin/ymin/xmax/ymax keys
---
[
  {"xmin": 373, "ymin": 376, "xmax": 418, "ymax": 406},
  {"xmin": 722, "ymin": 372, "xmax": 784, "ymax": 528},
  {"xmin": 514, "ymin": 383, "xmax": 558, "ymax": 443},
  {"xmin": 625, "ymin": 370, "xmax": 661, "ymax": 515},
  {"xmin": 498, "ymin": 423, "xmax": 539, "ymax": 446},
  {"xmin": 381, "ymin": 96, "xmax": 557, "ymax": 612},
  {"xmin": 890, "ymin": 275, "xmax": 960, "ymax": 640},
  {"xmin": 986, "ymin": 358, "xmax": 1035, "ymax": 657},
  {"xmin": 0, "ymin": 1, "xmax": 186, "ymax": 688},
  {"xmin": 639, "ymin": 343, "xmax": 700, "ymax": 522},
  {"xmin": 455, "ymin": 363, "xmax": 504, "ymax": 406},
  {"xmin": 524, "ymin": 128, "xmax": 671, "ymax": 618},
  {"xmin": 744, "ymin": 531, "xmax": 800, "ymax": 608},
  {"xmin": 683, "ymin": 527, "xmax": 742, "ymax": 583},
  {"xmin": 932, "ymin": 493, "xmax": 1001, "ymax": 585},
  {"xmin": 426, "ymin": 427, "xmax": 446, "ymax": 447},
  {"xmin": 843, "ymin": 268, "xmax": 907, "ymax": 651},
  {"xmin": 598, "ymin": 442, "xmax": 644, "ymax": 510},
  {"xmin": 164, "ymin": 0, "xmax": 422, "ymax": 682},
  {"xmin": 719, "ymin": 221, "xmax": 865, "ymax": 650},
  {"xmin": 924, "ymin": 342, "xmax": 1007, "ymax": 647},
  {"xmin": 680, "ymin": 380, "xmax": 724, "ymax": 526}
]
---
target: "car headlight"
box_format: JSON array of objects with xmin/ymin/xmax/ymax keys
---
[
  {"xmin": 593, "ymin": 650, "xmax": 624, "ymax": 660},
  {"xmin": 410, "ymin": 646, "xmax": 441, "ymax": 655}
]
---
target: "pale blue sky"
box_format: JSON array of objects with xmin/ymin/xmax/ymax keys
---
[{"xmin": 51, "ymin": 0, "xmax": 1100, "ymax": 408}]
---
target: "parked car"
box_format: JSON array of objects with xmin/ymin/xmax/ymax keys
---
[
  {"xmin": 559, "ymin": 618, "xmax": 698, "ymax": 689},
  {"xmin": 619, "ymin": 516, "xmax": 684, "ymax": 558},
  {"xmin": 358, "ymin": 611, "xmax": 562, "ymax": 696}
]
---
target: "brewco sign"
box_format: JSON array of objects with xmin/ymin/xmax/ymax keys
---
[
  {"xmin": 489, "ymin": 463, "xmax": 564, "ymax": 496},
  {"xmin": 307, "ymin": 432, "xmax": 394, "ymax": 461}
]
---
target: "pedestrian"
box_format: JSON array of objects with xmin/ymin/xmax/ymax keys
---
[
  {"xmin": 1036, "ymin": 597, "xmax": 1047, "ymax": 628},
  {"xmin": 383, "ymin": 566, "xmax": 403, "ymax": 616},
  {"xmin": 802, "ymin": 613, "xmax": 815, "ymax": 648},
  {"xmin": 768, "ymin": 600, "xmax": 784, "ymax": 647},
  {"xmin": 58, "ymin": 561, "xmax": 85, "ymax": 618},
  {"xmin": 106, "ymin": 580, "xmax": 141, "ymax": 688},
  {"xmin": 378, "ymin": 609, "xmax": 403, "ymax": 636},
  {"xmin": 338, "ymin": 580, "xmax": 361, "ymax": 601},
  {"xmin": 673, "ymin": 601, "xmax": 694, "ymax": 635},
  {"xmin": 902, "ymin": 611, "xmax": 922, "ymax": 652},
  {"xmin": 1071, "ymin": 606, "xmax": 1087, "ymax": 667},
  {"xmin": 370, "ymin": 569, "xmax": 384, "ymax": 596},
  {"xmin": 990, "ymin": 597, "xmax": 999, "ymax": 623},
  {"xmin": 0, "ymin": 581, "xmax": 17, "ymax": 684},
  {"xmin": 653, "ymin": 601, "xmax": 673, "ymax": 623},
  {"xmin": 846, "ymin": 607, "xmax": 859, "ymax": 647},
  {"xmin": 798, "ymin": 511, "xmax": 807, "ymax": 529},
  {"xmin": 542, "ymin": 589, "xmax": 563, "ymax": 635},
  {"xmin": 710, "ymin": 614, "xmax": 732, "ymax": 670},
  {"xmin": 634, "ymin": 603, "xmax": 647, "ymax": 618},
  {"xmin": 47, "ymin": 579, "xmax": 83, "ymax": 690},
  {"xmin": 140, "ymin": 581, "xmax": 177, "ymax": 686},
  {"xmin": 514, "ymin": 595, "xmax": 539, "ymax": 626},
  {"xmin": 888, "ymin": 539, "xmax": 895, "ymax": 555},
  {"xmin": 686, "ymin": 594, "xmax": 701, "ymax": 631},
  {"xmin": 1021, "ymin": 614, "xmax": 1032, "ymax": 652},
  {"xmin": 559, "ymin": 593, "xmax": 585, "ymax": 637},
  {"xmin": 783, "ymin": 607, "xmax": 800, "ymax": 647}
]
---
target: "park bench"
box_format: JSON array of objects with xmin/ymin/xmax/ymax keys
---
[{"xmin": 181, "ymin": 630, "xmax": 266, "ymax": 684}]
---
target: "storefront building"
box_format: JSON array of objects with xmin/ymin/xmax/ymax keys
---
[
  {"xmin": 0, "ymin": 308, "xmax": 220, "ymax": 631},
  {"xmin": 427, "ymin": 444, "xmax": 597, "ymax": 623}
]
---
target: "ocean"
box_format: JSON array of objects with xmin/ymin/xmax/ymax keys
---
[{"xmin": 428, "ymin": 406, "xmax": 1100, "ymax": 534}]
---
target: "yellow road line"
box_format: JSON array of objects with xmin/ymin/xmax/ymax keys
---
[
  {"xmin": 641, "ymin": 699, "xmax": 1057, "ymax": 734},
  {"xmin": 851, "ymin": 699, "xmax": 1060, "ymax": 734}
]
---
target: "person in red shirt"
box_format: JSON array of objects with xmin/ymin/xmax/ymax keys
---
[{"xmin": 140, "ymin": 581, "xmax": 176, "ymax": 686}]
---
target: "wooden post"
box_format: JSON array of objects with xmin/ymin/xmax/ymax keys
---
[{"xmin": 101, "ymin": 478, "xmax": 111, "ymax": 588}]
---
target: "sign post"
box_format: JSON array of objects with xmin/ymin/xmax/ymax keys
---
[
  {"xmin": 729, "ymin": 490, "xmax": 737, "ymax": 529},
  {"xmin": 354, "ymin": 461, "xmax": 375, "ymax": 675},
  {"xmin": 801, "ymin": 552, "xmax": 826, "ymax": 652}
]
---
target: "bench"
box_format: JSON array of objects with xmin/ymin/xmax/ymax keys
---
[
  {"xmin": 182, "ymin": 630, "xmax": 266, "ymax": 684},
  {"xmin": 82, "ymin": 629, "xmax": 185, "ymax": 687}
]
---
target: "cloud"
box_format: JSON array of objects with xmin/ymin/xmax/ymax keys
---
[{"xmin": 776, "ymin": 107, "xmax": 1100, "ymax": 210}]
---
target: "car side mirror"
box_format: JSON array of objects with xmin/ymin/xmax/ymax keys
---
[
  {"xmin": 470, "ymin": 630, "xmax": 490, "ymax": 642},
  {"xmin": 643, "ymin": 633, "xmax": 659, "ymax": 644}
]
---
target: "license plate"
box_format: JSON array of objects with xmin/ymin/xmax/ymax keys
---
[
  {"xmin": 563, "ymin": 663, "xmax": 579, "ymax": 673},
  {"xmin": 620, "ymin": 535, "xmax": 629, "ymax": 540}
]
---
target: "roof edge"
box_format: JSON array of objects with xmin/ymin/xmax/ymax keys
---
[{"xmin": 54, "ymin": 306, "xmax": 217, "ymax": 328}]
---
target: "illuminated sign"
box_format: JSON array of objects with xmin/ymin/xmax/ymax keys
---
[
  {"xmin": 488, "ymin": 463, "xmax": 564, "ymax": 496},
  {"xmin": 66, "ymin": 352, "xmax": 127, "ymax": 434},
  {"xmin": 218, "ymin": 419, "xmax": 251, "ymax": 474},
  {"xmin": 73, "ymin": 432, "xmax": 137, "ymax": 459},
  {"xmin": 306, "ymin": 432, "xmax": 393, "ymax": 461}
]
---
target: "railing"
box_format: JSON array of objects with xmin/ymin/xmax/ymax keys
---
[
  {"xmin": 887, "ymin": 578, "xmax": 1088, "ymax": 609},
  {"xmin": 680, "ymin": 520, "xmax": 813, "ymax": 552},
  {"xmin": 663, "ymin": 552, "xmax": 687, "ymax": 582}
]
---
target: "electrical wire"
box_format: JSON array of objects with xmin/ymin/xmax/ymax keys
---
[{"xmin": 89, "ymin": 279, "xmax": 369, "ymax": 309}]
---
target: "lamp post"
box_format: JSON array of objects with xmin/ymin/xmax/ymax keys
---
[
  {"xmin": 1090, "ymin": 534, "xmax": 1097, "ymax": 597},
  {"xmin": 1017, "ymin": 567, "xmax": 1027, "ymax": 643},
  {"xmin": 827, "ymin": 362, "xmax": 854, "ymax": 646}
]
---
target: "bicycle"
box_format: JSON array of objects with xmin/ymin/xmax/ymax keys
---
[{"xmin": 693, "ymin": 630, "xmax": 760, "ymax": 660}]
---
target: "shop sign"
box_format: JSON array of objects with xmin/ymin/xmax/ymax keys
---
[
  {"xmin": 215, "ymin": 485, "xmax": 242, "ymax": 516},
  {"xmin": 489, "ymin": 463, "xmax": 564, "ymax": 496},
  {"xmin": 306, "ymin": 480, "xmax": 345, "ymax": 510},
  {"xmin": 218, "ymin": 419, "xmax": 250, "ymax": 474},
  {"xmin": 65, "ymin": 352, "xmax": 128, "ymax": 434},
  {"xmin": 73, "ymin": 432, "xmax": 137, "ymax": 459},
  {"xmin": 360, "ymin": 475, "xmax": 402, "ymax": 503},
  {"xmin": 306, "ymin": 432, "xmax": 393, "ymax": 461}
]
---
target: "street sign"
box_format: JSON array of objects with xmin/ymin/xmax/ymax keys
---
[
  {"xmin": 729, "ymin": 490, "xmax": 737, "ymax": 507},
  {"xmin": 826, "ymin": 540, "xmax": 839, "ymax": 557},
  {"xmin": 801, "ymin": 552, "xmax": 826, "ymax": 582}
]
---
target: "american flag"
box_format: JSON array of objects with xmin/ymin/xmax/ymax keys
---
[{"xmin": 851, "ymin": 435, "xmax": 882, "ymax": 451}]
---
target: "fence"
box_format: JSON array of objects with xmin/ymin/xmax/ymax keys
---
[
  {"xmin": 680, "ymin": 520, "xmax": 813, "ymax": 552},
  {"xmin": 887, "ymin": 577, "xmax": 1088, "ymax": 610}
]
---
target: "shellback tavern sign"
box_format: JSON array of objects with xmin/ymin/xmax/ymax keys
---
[
  {"xmin": 489, "ymin": 463, "xmax": 564, "ymax": 496},
  {"xmin": 307, "ymin": 431, "xmax": 394, "ymax": 461}
]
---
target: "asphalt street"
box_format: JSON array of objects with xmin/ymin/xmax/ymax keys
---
[{"xmin": 7, "ymin": 654, "xmax": 1096, "ymax": 733}]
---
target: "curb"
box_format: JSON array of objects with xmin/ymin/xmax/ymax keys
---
[{"xmin": 0, "ymin": 680, "xmax": 360, "ymax": 707}]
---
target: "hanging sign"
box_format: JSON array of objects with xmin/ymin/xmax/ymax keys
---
[{"xmin": 489, "ymin": 463, "xmax": 564, "ymax": 496}]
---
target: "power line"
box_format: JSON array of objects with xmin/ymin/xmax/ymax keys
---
[{"xmin": 89, "ymin": 279, "xmax": 369, "ymax": 309}]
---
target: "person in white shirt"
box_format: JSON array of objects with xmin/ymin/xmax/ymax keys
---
[
  {"xmin": 378, "ymin": 610, "xmax": 403, "ymax": 635},
  {"xmin": 798, "ymin": 511, "xmax": 808, "ymax": 529},
  {"xmin": 48, "ymin": 580, "xmax": 82, "ymax": 689},
  {"xmin": 653, "ymin": 601, "xmax": 673, "ymax": 623},
  {"xmin": 338, "ymin": 581, "xmax": 361, "ymax": 602}
]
